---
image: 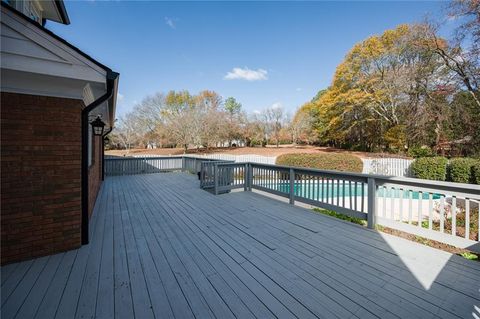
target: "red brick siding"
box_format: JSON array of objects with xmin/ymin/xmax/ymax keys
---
[
  {"xmin": 0, "ymin": 92, "xmax": 102, "ymax": 265},
  {"xmin": 88, "ymin": 135, "xmax": 102, "ymax": 218}
]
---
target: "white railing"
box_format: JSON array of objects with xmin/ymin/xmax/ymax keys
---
[
  {"xmin": 204, "ymin": 162, "xmax": 480, "ymax": 252},
  {"xmin": 362, "ymin": 158, "xmax": 413, "ymax": 177}
]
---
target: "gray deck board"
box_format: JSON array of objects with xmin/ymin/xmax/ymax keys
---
[
  {"xmin": 242, "ymin": 195, "xmax": 480, "ymax": 310},
  {"xmin": 2, "ymin": 172, "xmax": 479, "ymax": 319},
  {"xmin": 153, "ymin": 178, "xmax": 430, "ymax": 318},
  {"xmin": 1, "ymin": 263, "xmax": 19, "ymax": 286},
  {"xmin": 227, "ymin": 193, "xmax": 477, "ymax": 318},
  {"xmin": 33, "ymin": 250, "xmax": 77, "ymax": 319},
  {"xmin": 15, "ymin": 253, "xmax": 63, "ymax": 319},
  {"xmin": 1, "ymin": 256, "xmax": 49, "ymax": 319},
  {"xmin": 117, "ymin": 179, "xmax": 155, "ymax": 319},
  {"xmin": 95, "ymin": 179, "xmax": 115, "ymax": 319},
  {"xmin": 111, "ymin": 177, "xmax": 134, "ymax": 319}
]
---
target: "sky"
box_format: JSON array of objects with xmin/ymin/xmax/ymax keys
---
[{"xmin": 48, "ymin": 1, "xmax": 450, "ymax": 116}]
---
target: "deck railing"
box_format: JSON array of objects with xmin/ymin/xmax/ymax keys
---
[
  {"xmin": 200, "ymin": 161, "xmax": 247, "ymax": 193},
  {"xmin": 104, "ymin": 156, "xmax": 227, "ymax": 176},
  {"xmin": 205, "ymin": 162, "xmax": 480, "ymax": 251},
  {"xmin": 104, "ymin": 156, "xmax": 479, "ymax": 250},
  {"xmin": 104, "ymin": 156, "xmax": 183, "ymax": 176}
]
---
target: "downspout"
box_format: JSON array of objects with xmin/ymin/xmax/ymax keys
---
[
  {"xmin": 101, "ymin": 126, "xmax": 113, "ymax": 181},
  {"xmin": 81, "ymin": 72, "xmax": 115, "ymax": 245}
]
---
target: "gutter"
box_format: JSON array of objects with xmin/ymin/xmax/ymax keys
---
[
  {"xmin": 1, "ymin": 2, "xmax": 119, "ymax": 245},
  {"xmin": 81, "ymin": 71, "xmax": 119, "ymax": 245}
]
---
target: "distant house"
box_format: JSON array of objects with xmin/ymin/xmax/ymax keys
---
[{"xmin": 1, "ymin": 0, "xmax": 119, "ymax": 264}]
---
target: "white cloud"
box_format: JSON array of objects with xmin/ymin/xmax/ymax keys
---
[
  {"xmin": 271, "ymin": 102, "xmax": 282, "ymax": 109},
  {"xmin": 296, "ymin": 87, "xmax": 302, "ymax": 92},
  {"xmin": 253, "ymin": 110, "xmax": 261, "ymax": 115},
  {"xmin": 224, "ymin": 67, "xmax": 268, "ymax": 81},
  {"xmin": 165, "ymin": 17, "xmax": 176, "ymax": 29}
]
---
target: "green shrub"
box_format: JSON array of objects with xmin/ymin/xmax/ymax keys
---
[
  {"xmin": 448, "ymin": 158, "xmax": 478, "ymax": 183},
  {"xmin": 473, "ymin": 161, "xmax": 480, "ymax": 184},
  {"xmin": 411, "ymin": 157, "xmax": 448, "ymax": 181},
  {"xmin": 407, "ymin": 146, "xmax": 435, "ymax": 158},
  {"xmin": 312, "ymin": 208, "xmax": 366, "ymax": 226},
  {"xmin": 276, "ymin": 153, "xmax": 363, "ymax": 173}
]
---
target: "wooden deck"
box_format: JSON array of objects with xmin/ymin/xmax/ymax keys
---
[{"xmin": 1, "ymin": 173, "xmax": 479, "ymax": 319}]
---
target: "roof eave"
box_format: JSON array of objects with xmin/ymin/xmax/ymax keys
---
[
  {"xmin": 107, "ymin": 72, "xmax": 120, "ymax": 129},
  {"xmin": 54, "ymin": 0, "xmax": 70, "ymax": 25}
]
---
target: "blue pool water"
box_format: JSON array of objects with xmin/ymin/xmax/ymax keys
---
[{"xmin": 268, "ymin": 182, "xmax": 440, "ymax": 200}]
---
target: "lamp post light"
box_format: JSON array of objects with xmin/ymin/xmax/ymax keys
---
[{"xmin": 90, "ymin": 116, "xmax": 106, "ymax": 136}]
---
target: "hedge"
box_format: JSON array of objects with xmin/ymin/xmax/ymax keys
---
[
  {"xmin": 473, "ymin": 161, "xmax": 480, "ymax": 184},
  {"xmin": 448, "ymin": 158, "xmax": 478, "ymax": 184},
  {"xmin": 407, "ymin": 146, "xmax": 435, "ymax": 158},
  {"xmin": 411, "ymin": 157, "xmax": 448, "ymax": 181},
  {"xmin": 276, "ymin": 153, "xmax": 363, "ymax": 173}
]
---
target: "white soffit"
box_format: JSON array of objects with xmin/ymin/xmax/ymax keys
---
[
  {"xmin": 1, "ymin": 6, "xmax": 107, "ymax": 97},
  {"xmin": 1, "ymin": 69, "xmax": 106, "ymax": 100},
  {"xmin": 39, "ymin": 1, "xmax": 65, "ymax": 24}
]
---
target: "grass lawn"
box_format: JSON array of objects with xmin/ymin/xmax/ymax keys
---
[
  {"xmin": 312, "ymin": 208, "xmax": 479, "ymax": 262},
  {"xmin": 106, "ymin": 145, "xmax": 411, "ymax": 159}
]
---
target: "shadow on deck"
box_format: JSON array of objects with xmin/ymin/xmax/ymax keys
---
[{"xmin": 1, "ymin": 173, "xmax": 479, "ymax": 319}]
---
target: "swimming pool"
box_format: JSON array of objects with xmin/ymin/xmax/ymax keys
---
[{"xmin": 268, "ymin": 182, "xmax": 441, "ymax": 200}]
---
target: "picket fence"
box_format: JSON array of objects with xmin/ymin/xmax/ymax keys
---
[
  {"xmin": 362, "ymin": 158, "xmax": 413, "ymax": 177},
  {"xmin": 127, "ymin": 153, "xmax": 414, "ymax": 177},
  {"xmin": 133, "ymin": 153, "xmax": 277, "ymax": 165}
]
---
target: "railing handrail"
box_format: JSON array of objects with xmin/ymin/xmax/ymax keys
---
[
  {"xmin": 104, "ymin": 156, "xmax": 480, "ymax": 194},
  {"xmin": 105, "ymin": 155, "xmax": 184, "ymax": 161},
  {"xmin": 232, "ymin": 162, "xmax": 480, "ymax": 194},
  {"xmin": 105, "ymin": 155, "xmax": 232, "ymax": 162}
]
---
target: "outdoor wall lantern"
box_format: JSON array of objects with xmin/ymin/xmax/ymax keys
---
[{"xmin": 90, "ymin": 116, "xmax": 106, "ymax": 136}]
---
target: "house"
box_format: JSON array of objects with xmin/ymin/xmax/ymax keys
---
[{"xmin": 1, "ymin": 0, "xmax": 119, "ymax": 264}]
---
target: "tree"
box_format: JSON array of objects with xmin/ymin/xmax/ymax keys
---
[
  {"xmin": 448, "ymin": 0, "xmax": 480, "ymax": 56},
  {"xmin": 425, "ymin": 1, "xmax": 480, "ymax": 109},
  {"xmin": 111, "ymin": 113, "xmax": 140, "ymax": 151},
  {"xmin": 224, "ymin": 97, "xmax": 244, "ymax": 146},
  {"xmin": 310, "ymin": 24, "xmax": 448, "ymax": 151},
  {"xmin": 161, "ymin": 90, "xmax": 196, "ymax": 152},
  {"xmin": 264, "ymin": 104, "xmax": 285, "ymax": 147},
  {"xmin": 131, "ymin": 93, "xmax": 167, "ymax": 148},
  {"xmin": 195, "ymin": 90, "xmax": 226, "ymax": 149},
  {"xmin": 224, "ymin": 97, "xmax": 242, "ymax": 115},
  {"xmin": 290, "ymin": 102, "xmax": 318, "ymax": 145}
]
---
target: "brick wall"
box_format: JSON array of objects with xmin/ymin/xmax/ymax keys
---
[{"xmin": 1, "ymin": 92, "xmax": 92, "ymax": 264}]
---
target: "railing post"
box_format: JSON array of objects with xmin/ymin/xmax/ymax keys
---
[
  {"xmin": 367, "ymin": 177, "xmax": 376, "ymax": 229},
  {"xmin": 199, "ymin": 162, "xmax": 204, "ymax": 187},
  {"xmin": 181, "ymin": 156, "xmax": 186, "ymax": 172},
  {"xmin": 248, "ymin": 163, "xmax": 253, "ymax": 191},
  {"xmin": 289, "ymin": 168, "xmax": 295, "ymax": 205},
  {"xmin": 214, "ymin": 163, "xmax": 219, "ymax": 195},
  {"xmin": 244, "ymin": 163, "xmax": 248, "ymax": 191}
]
